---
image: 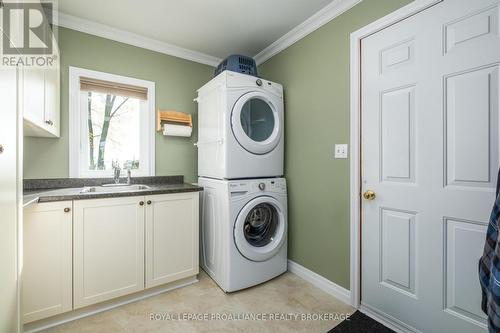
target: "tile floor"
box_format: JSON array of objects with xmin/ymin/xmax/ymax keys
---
[{"xmin": 42, "ymin": 271, "xmax": 354, "ymax": 333}]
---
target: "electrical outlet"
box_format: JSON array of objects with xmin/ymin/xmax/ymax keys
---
[{"xmin": 335, "ymin": 144, "xmax": 348, "ymax": 159}]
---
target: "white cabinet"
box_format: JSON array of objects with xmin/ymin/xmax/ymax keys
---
[
  {"xmin": 145, "ymin": 193, "xmax": 199, "ymax": 288},
  {"xmin": 73, "ymin": 197, "xmax": 145, "ymax": 309},
  {"xmin": 44, "ymin": 65, "xmax": 61, "ymax": 136},
  {"xmin": 22, "ymin": 36, "xmax": 60, "ymax": 138},
  {"xmin": 23, "ymin": 192, "xmax": 200, "ymax": 318},
  {"xmin": 22, "ymin": 68, "xmax": 45, "ymax": 127},
  {"xmin": 23, "ymin": 201, "xmax": 73, "ymax": 324}
]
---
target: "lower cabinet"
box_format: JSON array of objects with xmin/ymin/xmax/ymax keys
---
[
  {"xmin": 145, "ymin": 193, "xmax": 199, "ymax": 288},
  {"xmin": 73, "ymin": 196, "xmax": 145, "ymax": 309},
  {"xmin": 23, "ymin": 201, "xmax": 73, "ymax": 323},
  {"xmin": 23, "ymin": 192, "xmax": 200, "ymax": 322}
]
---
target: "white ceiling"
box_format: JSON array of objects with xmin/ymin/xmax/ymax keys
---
[{"xmin": 58, "ymin": 0, "xmax": 339, "ymax": 63}]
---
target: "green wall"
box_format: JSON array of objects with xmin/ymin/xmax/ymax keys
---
[
  {"xmin": 259, "ymin": 0, "xmax": 412, "ymax": 288},
  {"xmin": 24, "ymin": 27, "xmax": 213, "ymax": 182},
  {"xmin": 25, "ymin": 1, "xmax": 413, "ymax": 288}
]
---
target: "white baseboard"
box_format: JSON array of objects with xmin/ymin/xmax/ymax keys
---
[
  {"xmin": 360, "ymin": 303, "xmax": 421, "ymax": 333},
  {"xmin": 287, "ymin": 260, "xmax": 351, "ymax": 305},
  {"xmin": 24, "ymin": 276, "xmax": 199, "ymax": 333}
]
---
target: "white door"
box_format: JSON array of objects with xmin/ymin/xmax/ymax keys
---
[
  {"xmin": 231, "ymin": 92, "xmax": 282, "ymax": 154},
  {"xmin": 145, "ymin": 193, "xmax": 199, "ymax": 288},
  {"xmin": 361, "ymin": 0, "xmax": 499, "ymax": 332},
  {"xmin": 23, "ymin": 201, "xmax": 72, "ymax": 323},
  {"xmin": 73, "ymin": 197, "xmax": 145, "ymax": 308}
]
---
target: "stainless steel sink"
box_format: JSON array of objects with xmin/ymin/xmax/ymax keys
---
[{"xmin": 80, "ymin": 185, "xmax": 151, "ymax": 194}]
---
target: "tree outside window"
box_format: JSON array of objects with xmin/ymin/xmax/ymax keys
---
[{"xmin": 86, "ymin": 91, "xmax": 141, "ymax": 171}]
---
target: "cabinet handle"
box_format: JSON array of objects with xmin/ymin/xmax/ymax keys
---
[
  {"xmin": 45, "ymin": 120, "xmax": 53, "ymax": 126},
  {"xmin": 139, "ymin": 201, "xmax": 144, "ymax": 206},
  {"xmin": 64, "ymin": 207, "xmax": 71, "ymax": 213},
  {"xmin": 147, "ymin": 200, "xmax": 152, "ymax": 205},
  {"xmin": 0, "ymin": 144, "xmax": 3, "ymax": 154}
]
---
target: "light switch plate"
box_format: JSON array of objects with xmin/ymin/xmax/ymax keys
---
[{"xmin": 335, "ymin": 144, "xmax": 348, "ymax": 159}]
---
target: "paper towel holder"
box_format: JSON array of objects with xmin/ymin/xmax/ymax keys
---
[{"xmin": 156, "ymin": 110, "xmax": 192, "ymax": 131}]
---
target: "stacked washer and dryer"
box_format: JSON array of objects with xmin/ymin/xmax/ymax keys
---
[{"xmin": 196, "ymin": 70, "xmax": 287, "ymax": 292}]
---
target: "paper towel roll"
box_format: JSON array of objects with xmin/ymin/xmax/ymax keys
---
[{"xmin": 163, "ymin": 123, "xmax": 192, "ymax": 137}]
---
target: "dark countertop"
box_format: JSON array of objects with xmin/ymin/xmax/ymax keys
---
[{"xmin": 23, "ymin": 176, "xmax": 203, "ymax": 207}]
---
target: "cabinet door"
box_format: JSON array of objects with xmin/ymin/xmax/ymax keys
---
[
  {"xmin": 22, "ymin": 33, "xmax": 61, "ymax": 138},
  {"xmin": 23, "ymin": 67, "xmax": 45, "ymax": 126},
  {"xmin": 44, "ymin": 66, "xmax": 60, "ymax": 137},
  {"xmin": 73, "ymin": 197, "xmax": 145, "ymax": 309},
  {"xmin": 43, "ymin": 34, "xmax": 60, "ymax": 137},
  {"xmin": 145, "ymin": 193, "xmax": 199, "ymax": 288},
  {"xmin": 23, "ymin": 201, "xmax": 73, "ymax": 323}
]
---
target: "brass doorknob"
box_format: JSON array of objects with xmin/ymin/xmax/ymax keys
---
[{"xmin": 363, "ymin": 190, "xmax": 376, "ymax": 200}]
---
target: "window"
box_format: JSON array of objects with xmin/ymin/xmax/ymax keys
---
[{"xmin": 69, "ymin": 67, "xmax": 155, "ymax": 178}]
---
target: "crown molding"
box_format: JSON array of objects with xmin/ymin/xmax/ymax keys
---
[
  {"xmin": 254, "ymin": 0, "xmax": 363, "ymax": 65},
  {"xmin": 58, "ymin": 13, "xmax": 221, "ymax": 67},
  {"xmin": 57, "ymin": 0, "xmax": 363, "ymax": 68}
]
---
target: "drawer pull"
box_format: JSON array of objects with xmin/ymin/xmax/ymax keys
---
[
  {"xmin": 147, "ymin": 200, "xmax": 152, "ymax": 205},
  {"xmin": 139, "ymin": 201, "xmax": 144, "ymax": 206},
  {"xmin": 64, "ymin": 207, "xmax": 71, "ymax": 213}
]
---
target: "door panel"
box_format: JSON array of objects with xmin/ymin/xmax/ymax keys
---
[
  {"xmin": 380, "ymin": 39, "xmax": 415, "ymax": 73},
  {"xmin": 380, "ymin": 85, "xmax": 416, "ymax": 182},
  {"xmin": 444, "ymin": 4, "xmax": 499, "ymax": 54},
  {"xmin": 444, "ymin": 218, "xmax": 488, "ymax": 325},
  {"xmin": 145, "ymin": 193, "xmax": 199, "ymax": 288},
  {"xmin": 44, "ymin": 65, "xmax": 60, "ymax": 137},
  {"xmin": 73, "ymin": 197, "xmax": 145, "ymax": 308},
  {"xmin": 23, "ymin": 68, "xmax": 45, "ymax": 125},
  {"xmin": 23, "ymin": 201, "xmax": 72, "ymax": 323},
  {"xmin": 445, "ymin": 65, "xmax": 498, "ymax": 188},
  {"xmin": 361, "ymin": 0, "xmax": 499, "ymax": 332},
  {"xmin": 380, "ymin": 208, "xmax": 417, "ymax": 297}
]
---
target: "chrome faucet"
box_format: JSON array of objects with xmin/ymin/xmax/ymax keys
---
[
  {"xmin": 113, "ymin": 164, "xmax": 121, "ymax": 184},
  {"xmin": 127, "ymin": 169, "xmax": 132, "ymax": 185}
]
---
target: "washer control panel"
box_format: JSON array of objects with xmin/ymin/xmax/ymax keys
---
[{"xmin": 229, "ymin": 178, "xmax": 286, "ymax": 194}]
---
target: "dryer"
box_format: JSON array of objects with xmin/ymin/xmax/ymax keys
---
[
  {"xmin": 196, "ymin": 71, "xmax": 284, "ymax": 179},
  {"xmin": 199, "ymin": 177, "xmax": 287, "ymax": 292}
]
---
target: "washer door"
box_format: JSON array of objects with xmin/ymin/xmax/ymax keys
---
[
  {"xmin": 234, "ymin": 196, "xmax": 286, "ymax": 262},
  {"xmin": 231, "ymin": 92, "xmax": 282, "ymax": 155}
]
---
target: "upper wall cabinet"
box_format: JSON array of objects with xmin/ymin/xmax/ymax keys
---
[
  {"xmin": 22, "ymin": 34, "xmax": 61, "ymax": 138},
  {"xmin": 18, "ymin": 2, "xmax": 60, "ymax": 138}
]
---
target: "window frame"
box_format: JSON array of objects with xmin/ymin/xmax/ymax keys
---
[{"xmin": 69, "ymin": 66, "xmax": 156, "ymax": 178}]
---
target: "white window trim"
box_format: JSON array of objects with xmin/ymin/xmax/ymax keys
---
[{"xmin": 69, "ymin": 66, "xmax": 156, "ymax": 178}]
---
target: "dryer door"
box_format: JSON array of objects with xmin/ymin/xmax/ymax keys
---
[
  {"xmin": 234, "ymin": 196, "xmax": 286, "ymax": 262},
  {"xmin": 231, "ymin": 92, "xmax": 282, "ymax": 155}
]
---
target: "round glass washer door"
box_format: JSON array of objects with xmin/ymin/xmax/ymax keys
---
[
  {"xmin": 231, "ymin": 92, "xmax": 282, "ymax": 155},
  {"xmin": 234, "ymin": 196, "xmax": 286, "ymax": 262}
]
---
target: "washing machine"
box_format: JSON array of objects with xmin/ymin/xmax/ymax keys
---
[
  {"xmin": 196, "ymin": 70, "xmax": 284, "ymax": 179},
  {"xmin": 199, "ymin": 177, "xmax": 287, "ymax": 292}
]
